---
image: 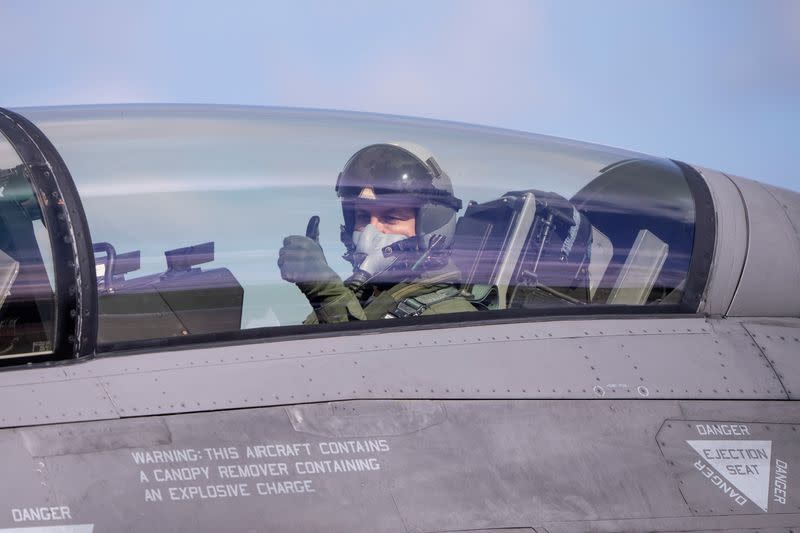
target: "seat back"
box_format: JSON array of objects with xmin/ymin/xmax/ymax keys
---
[
  {"xmin": 588, "ymin": 227, "xmax": 613, "ymax": 301},
  {"xmin": 453, "ymin": 190, "xmax": 592, "ymax": 310},
  {"xmin": 607, "ymin": 229, "xmax": 669, "ymax": 305}
]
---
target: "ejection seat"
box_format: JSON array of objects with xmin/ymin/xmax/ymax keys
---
[
  {"xmin": 452, "ymin": 158, "xmax": 691, "ymax": 311},
  {"xmin": 452, "ymin": 189, "xmax": 594, "ymax": 311}
]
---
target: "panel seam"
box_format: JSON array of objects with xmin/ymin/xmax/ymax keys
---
[
  {"xmin": 95, "ymin": 376, "xmax": 124, "ymax": 417},
  {"xmin": 720, "ymin": 172, "xmax": 751, "ymax": 318},
  {"xmin": 740, "ymin": 323, "xmax": 790, "ymax": 399}
]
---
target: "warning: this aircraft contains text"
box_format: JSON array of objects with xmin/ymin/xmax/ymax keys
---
[{"xmin": 130, "ymin": 439, "xmax": 391, "ymax": 503}]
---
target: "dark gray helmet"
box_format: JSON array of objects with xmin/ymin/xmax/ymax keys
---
[{"xmin": 336, "ymin": 142, "xmax": 462, "ymax": 270}]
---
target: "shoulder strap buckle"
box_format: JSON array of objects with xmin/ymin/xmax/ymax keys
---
[{"xmin": 384, "ymin": 286, "xmax": 460, "ymax": 319}]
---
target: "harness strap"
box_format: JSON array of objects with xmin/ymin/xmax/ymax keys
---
[{"xmin": 384, "ymin": 286, "xmax": 461, "ymax": 319}]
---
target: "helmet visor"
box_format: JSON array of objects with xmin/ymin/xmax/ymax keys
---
[{"xmin": 336, "ymin": 144, "xmax": 458, "ymax": 208}]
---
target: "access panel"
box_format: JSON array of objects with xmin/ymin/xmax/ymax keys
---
[{"xmin": 0, "ymin": 400, "xmax": 798, "ymax": 532}]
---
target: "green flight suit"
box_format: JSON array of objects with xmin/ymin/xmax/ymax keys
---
[{"xmin": 303, "ymin": 264, "xmax": 476, "ymax": 324}]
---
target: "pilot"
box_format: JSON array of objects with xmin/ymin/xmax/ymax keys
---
[{"xmin": 278, "ymin": 142, "xmax": 476, "ymax": 323}]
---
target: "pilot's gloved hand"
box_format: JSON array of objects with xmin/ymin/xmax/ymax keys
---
[
  {"xmin": 279, "ymin": 236, "xmax": 365, "ymax": 323},
  {"xmin": 278, "ymin": 235, "xmax": 340, "ymax": 288},
  {"xmin": 279, "ymin": 217, "xmax": 366, "ymax": 323}
]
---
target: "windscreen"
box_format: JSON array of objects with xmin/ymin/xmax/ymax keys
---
[{"xmin": 26, "ymin": 106, "xmax": 697, "ymax": 346}]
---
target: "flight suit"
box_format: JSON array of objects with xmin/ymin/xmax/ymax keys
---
[{"xmin": 302, "ymin": 265, "xmax": 476, "ymax": 324}]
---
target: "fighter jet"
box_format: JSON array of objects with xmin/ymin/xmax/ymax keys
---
[{"xmin": 0, "ymin": 104, "xmax": 797, "ymax": 533}]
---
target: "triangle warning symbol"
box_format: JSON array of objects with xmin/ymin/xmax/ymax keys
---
[{"xmin": 687, "ymin": 440, "xmax": 772, "ymax": 512}]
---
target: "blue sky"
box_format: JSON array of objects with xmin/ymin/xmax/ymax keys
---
[{"xmin": 1, "ymin": 0, "xmax": 798, "ymax": 190}]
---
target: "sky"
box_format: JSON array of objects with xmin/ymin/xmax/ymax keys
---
[{"xmin": 1, "ymin": 0, "xmax": 798, "ymax": 190}]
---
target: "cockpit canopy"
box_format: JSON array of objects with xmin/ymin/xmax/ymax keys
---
[{"xmin": 0, "ymin": 105, "xmax": 706, "ymax": 358}]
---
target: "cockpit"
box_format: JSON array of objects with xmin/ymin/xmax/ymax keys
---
[
  {"xmin": 451, "ymin": 157, "xmax": 696, "ymax": 310},
  {"xmin": 0, "ymin": 105, "xmax": 710, "ymax": 361}
]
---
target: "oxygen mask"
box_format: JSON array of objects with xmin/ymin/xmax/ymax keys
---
[{"xmin": 351, "ymin": 224, "xmax": 406, "ymax": 277}]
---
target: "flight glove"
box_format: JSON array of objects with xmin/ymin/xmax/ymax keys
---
[
  {"xmin": 278, "ymin": 235, "xmax": 340, "ymax": 288},
  {"xmin": 278, "ymin": 217, "xmax": 366, "ymax": 323}
]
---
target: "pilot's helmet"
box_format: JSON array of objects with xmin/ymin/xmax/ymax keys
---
[{"xmin": 336, "ymin": 142, "xmax": 462, "ymax": 274}]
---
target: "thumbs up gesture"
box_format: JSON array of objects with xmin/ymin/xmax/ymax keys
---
[
  {"xmin": 305, "ymin": 215, "xmax": 320, "ymax": 243},
  {"xmin": 278, "ymin": 216, "xmax": 339, "ymax": 286}
]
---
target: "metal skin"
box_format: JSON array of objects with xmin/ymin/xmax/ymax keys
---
[
  {"xmin": 692, "ymin": 167, "xmax": 748, "ymax": 317},
  {"xmin": 0, "ymin": 106, "xmax": 798, "ymax": 533},
  {"xmin": 726, "ymin": 175, "xmax": 800, "ymax": 317}
]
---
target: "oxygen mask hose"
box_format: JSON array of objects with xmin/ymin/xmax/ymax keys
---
[{"xmin": 344, "ymin": 270, "xmax": 370, "ymax": 299}]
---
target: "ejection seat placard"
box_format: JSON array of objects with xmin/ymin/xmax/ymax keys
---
[{"xmin": 657, "ymin": 420, "xmax": 798, "ymax": 515}]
